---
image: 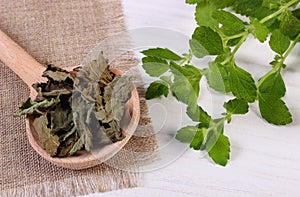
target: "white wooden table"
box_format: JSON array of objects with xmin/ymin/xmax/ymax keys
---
[{"xmin": 88, "ymin": 0, "xmax": 300, "ymax": 196}]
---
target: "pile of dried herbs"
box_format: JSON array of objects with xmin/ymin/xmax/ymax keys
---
[{"xmin": 15, "ymin": 54, "xmax": 133, "ymax": 157}]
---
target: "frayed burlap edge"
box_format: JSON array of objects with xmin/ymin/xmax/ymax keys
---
[{"xmin": 1, "ymin": 173, "xmax": 140, "ymax": 197}]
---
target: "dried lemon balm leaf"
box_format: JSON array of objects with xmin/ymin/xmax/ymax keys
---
[
  {"xmin": 33, "ymin": 114, "xmax": 60, "ymax": 156},
  {"xmin": 15, "ymin": 52, "xmax": 133, "ymax": 157}
]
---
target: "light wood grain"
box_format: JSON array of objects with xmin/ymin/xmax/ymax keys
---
[{"xmin": 0, "ymin": 29, "xmax": 45, "ymax": 98}]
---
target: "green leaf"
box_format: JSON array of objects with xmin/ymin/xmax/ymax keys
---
[
  {"xmin": 255, "ymin": 7, "xmax": 278, "ymax": 27},
  {"xmin": 258, "ymin": 94, "xmax": 292, "ymax": 125},
  {"xmin": 192, "ymin": 26, "xmax": 224, "ymax": 56},
  {"xmin": 250, "ymin": 18, "xmax": 269, "ymax": 42},
  {"xmin": 160, "ymin": 75, "xmax": 172, "ymax": 86},
  {"xmin": 189, "ymin": 38, "xmax": 209, "ymax": 58},
  {"xmin": 213, "ymin": 10, "xmax": 245, "ymax": 36},
  {"xmin": 175, "ymin": 126, "xmax": 199, "ymax": 143},
  {"xmin": 280, "ymin": 12, "xmax": 300, "ymax": 38},
  {"xmin": 206, "ymin": 62, "xmax": 231, "ymax": 93},
  {"xmin": 227, "ymin": 38, "xmax": 243, "ymax": 47},
  {"xmin": 187, "ymin": 104, "xmax": 212, "ymax": 123},
  {"xmin": 269, "ymin": 29, "xmax": 290, "ymax": 55},
  {"xmin": 171, "ymin": 75, "xmax": 193, "ymax": 104},
  {"xmin": 232, "ymin": 0, "xmax": 263, "ymax": 17},
  {"xmin": 188, "ymin": 0, "xmax": 234, "ymax": 7},
  {"xmin": 262, "ymin": 0, "xmax": 280, "ymax": 9},
  {"xmin": 258, "ymin": 69, "xmax": 286, "ymax": 98},
  {"xmin": 203, "ymin": 119, "xmax": 225, "ymax": 148},
  {"xmin": 185, "ymin": 0, "xmax": 203, "ymax": 4},
  {"xmin": 141, "ymin": 48, "xmax": 182, "ymax": 61},
  {"xmin": 229, "ymin": 64, "xmax": 257, "ymax": 103},
  {"xmin": 195, "ymin": 2, "xmax": 218, "ymax": 29},
  {"xmin": 142, "ymin": 56, "xmax": 169, "ymax": 77},
  {"xmin": 170, "ymin": 63, "xmax": 201, "ymax": 78},
  {"xmin": 197, "ymin": 122, "xmax": 210, "ymax": 129},
  {"xmin": 208, "ymin": 134, "xmax": 230, "ymax": 166},
  {"xmin": 170, "ymin": 62, "xmax": 202, "ymax": 104},
  {"xmin": 257, "ymin": 69, "xmax": 291, "ymax": 125},
  {"xmin": 185, "ymin": 0, "xmax": 205, "ymax": 4},
  {"xmin": 209, "ymin": 0, "xmax": 235, "ymax": 8},
  {"xmin": 267, "ymin": 19, "xmax": 281, "ymax": 33},
  {"xmin": 190, "ymin": 128, "xmax": 204, "ymax": 150},
  {"xmin": 224, "ymin": 98, "xmax": 249, "ymax": 114},
  {"xmin": 146, "ymin": 81, "xmax": 169, "ymax": 99},
  {"xmin": 292, "ymin": 8, "xmax": 300, "ymax": 21}
]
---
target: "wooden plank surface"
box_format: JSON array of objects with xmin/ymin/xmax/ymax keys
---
[{"xmin": 87, "ymin": 0, "xmax": 300, "ymax": 196}]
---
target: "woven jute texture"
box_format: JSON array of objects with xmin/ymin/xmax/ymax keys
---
[{"xmin": 0, "ymin": 0, "xmax": 157, "ymax": 196}]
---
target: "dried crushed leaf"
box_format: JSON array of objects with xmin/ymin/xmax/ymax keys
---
[
  {"xmin": 15, "ymin": 53, "xmax": 133, "ymax": 157},
  {"xmin": 33, "ymin": 114, "xmax": 60, "ymax": 156}
]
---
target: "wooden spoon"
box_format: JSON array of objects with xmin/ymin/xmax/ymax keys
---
[{"xmin": 0, "ymin": 29, "xmax": 140, "ymax": 170}]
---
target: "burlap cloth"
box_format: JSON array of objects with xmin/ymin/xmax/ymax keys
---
[{"xmin": 0, "ymin": 0, "xmax": 157, "ymax": 196}]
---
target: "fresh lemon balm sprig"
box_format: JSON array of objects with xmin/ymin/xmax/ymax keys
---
[{"xmin": 141, "ymin": 0, "xmax": 300, "ymax": 166}]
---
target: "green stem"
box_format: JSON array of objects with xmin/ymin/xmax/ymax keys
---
[
  {"xmin": 260, "ymin": 0, "xmax": 299, "ymax": 24},
  {"xmin": 216, "ymin": 28, "xmax": 228, "ymax": 48},
  {"xmin": 218, "ymin": 0, "xmax": 299, "ymax": 67},
  {"xmin": 279, "ymin": 33, "xmax": 300, "ymax": 68},
  {"xmin": 221, "ymin": 32, "xmax": 249, "ymax": 65},
  {"xmin": 225, "ymin": 32, "xmax": 248, "ymax": 42},
  {"xmin": 207, "ymin": 116, "xmax": 227, "ymax": 133},
  {"xmin": 179, "ymin": 50, "xmax": 192, "ymax": 66},
  {"xmin": 200, "ymin": 68, "xmax": 209, "ymax": 76},
  {"xmin": 257, "ymin": 33, "xmax": 300, "ymax": 87},
  {"xmin": 231, "ymin": 33, "xmax": 248, "ymax": 56}
]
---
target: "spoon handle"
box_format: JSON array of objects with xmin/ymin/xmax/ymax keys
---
[{"xmin": 0, "ymin": 29, "xmax": 45, "ymax": 87}]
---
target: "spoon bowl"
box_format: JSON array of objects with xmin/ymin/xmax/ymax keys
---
[
  {"xmin": 27, "ymin": 79, "xmax": 139, "ymax": 169},
  {"xmin": 0, "ymin": 30, "xmax": 140, "ymax": 170}
]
